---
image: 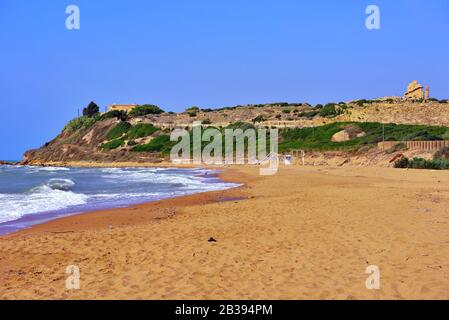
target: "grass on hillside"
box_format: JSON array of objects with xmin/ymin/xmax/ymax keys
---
[
  {"xmin": 130, "ymin": 121, "xmax": 449, "ymax": 155},
  {"xmin": 131, "ymin": 135, "xmax": 172, "ymax": 153},
  {"xmin": 101, "ymin": 138, "xmax": 125, "ymax": 150},
  {"xmin": 106, "ymin": 122, "xmax": 132, "ymax": 140},
  {"xmin": 63, "ymin": 116, "xmax": 98, "ymax": 133},
  {"xmin": 279, "ymin": 122, "xmax": 449, "ymax": 152},
  {"xmin": 127, "ymin": 123, "xmax": 159, "ymax": 139}
]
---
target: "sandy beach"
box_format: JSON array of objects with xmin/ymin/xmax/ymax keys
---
[{"xmin": 1, "ymin": 164, "xmax": 449, "ymax": 299}]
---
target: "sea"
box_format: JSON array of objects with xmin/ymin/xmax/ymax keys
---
[{"xmin": 0, "ymin": 165, "xmax": 239, "ymax": 235}]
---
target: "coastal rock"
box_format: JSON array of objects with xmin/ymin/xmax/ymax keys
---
[
  {"xmin": 0, "ymin": 160, "xmax": 16, "ymax": 165},
  {"xmin": 331, "ymin": 125, "xmax": 366, "ymax": 142}
]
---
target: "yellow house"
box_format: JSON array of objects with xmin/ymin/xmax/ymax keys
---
[{"xmin": 108, "ymin": 104, "xmax": 138, "ymax": 113}]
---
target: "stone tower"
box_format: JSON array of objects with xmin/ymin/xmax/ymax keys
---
[{"xmin": 425, "ymin": 86, "xmax": 430, "ymax": 100}]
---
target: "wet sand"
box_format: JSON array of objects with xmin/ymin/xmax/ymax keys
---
[{"xmin": 1, "ymin": 165, "xmax": 449, "ymax": 299}]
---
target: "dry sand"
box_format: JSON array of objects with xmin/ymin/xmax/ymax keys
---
[{"xmin": 1, "ymin": 165, "xmax": 449, "ymax": 299}]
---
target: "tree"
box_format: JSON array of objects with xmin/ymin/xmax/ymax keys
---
[
  {"xmin": 83, "ymin": 101, "xmax": 100, "ymax": 118},
  {"xmin": 129, "ymin": 104, "xmax": 164, "ymax": 117},
  {"xmin": 100, "ymin": 110, "xmax": 128, "ymax": 121}
]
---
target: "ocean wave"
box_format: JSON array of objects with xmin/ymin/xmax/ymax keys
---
[
  {"xmin": 47, "ymin": 178, "xmax": 76, "ymax": 191},
  {"xmin": 0, "ymin": 166, "xmax": 239, "ymax": 230},
  {"xmin": 0, "ymin": 186, "xmax": 88, "ymax": 224},
  {"xmin": 25, "ymin": 166, "xmax": 71, "ymax": 173}
]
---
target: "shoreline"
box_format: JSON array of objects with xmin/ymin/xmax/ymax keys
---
[
  {"xmin": 1, "ymin": 164, "xmax": 245, "ymax": 238},
  {"xmin": 2, "ymin": 165, "xmax": 449, "ymax": 299}
]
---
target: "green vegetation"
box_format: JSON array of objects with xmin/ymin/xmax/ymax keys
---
[
  {"xmin": 83, "ymin": 101, "xmax": 100, "ymax": 118},
  {"xmin": 129, "ymin": 104, "xmax": 164, "ymax": 117},
  {"xmin": 252, "ymin": 115, "xmax": 266, "ymax": 123},
  {"xmin": 279, "ymin": 122, "xmax": 449, "ymax": 152},
  {"xmin": 101, "ymin": 138, "xmax": 125, "ymax": 150},
  {"xmin": 99, "ymin": 110, "xmax": 128, "ymax": 121},
  {"xmin": 394, "ymin": 157, "xmax": 449, "ymax": 170},
  {"xmin": 353, "ymin": 99, "xmax": 377, "ymax": 106},
  {"xmin": 126, "ymin": 123, "xmax": 159, "ymax": 139},
  {"xmin": 319, "ymin": 103, "xmax": 342, "ymax": 118},
  {"xmin": 63, "ymin": 116, "xmax": 98, "ymax": 133},
  {"xmin": 132, "ymin": 135, "xmax": 172, "ymax": 153},
  {"xmin": 297, "ymin": 110, "xmax": 318, "ymax": 119},
  {"xmin": 106, "ymin": 122, "xmax": 132, "ymax": 140},
  {"xmin": 186, "ymin": 106, "xmax": 200, "ymax": 113},
  {"xmin": 395, "ymin": 146, "xmax": 449, "ymax": 170},
  {"xmin": 202, "ymin": 119, "xmax": 212, "ymax": 125}
]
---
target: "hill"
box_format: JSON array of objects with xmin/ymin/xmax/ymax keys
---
[{"xmin": 21, "ymin": 99, "xmax": 449, "ymax": 165}]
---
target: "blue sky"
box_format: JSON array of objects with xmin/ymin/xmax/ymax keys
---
[{"xmin": 1, "ymin": 0, "xmax": 448, "ymax": 160}]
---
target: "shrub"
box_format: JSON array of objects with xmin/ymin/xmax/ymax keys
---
[
  {"xmin": 394, "ymin": 156, "xmax": 449, "ymax": 170},
  {"xmin": 101, "ymin": 138, "xmax": 125, "ymax": 150},
  {"xmin": 393, "ymin": 156, "xmax": 409, "ymax": 168},
  {"xmin": 353, "ymin": 99, "xmax": 375, "ymax": 107},
  {"xmin": 186, "ymin": 106, "xmax": 201, "ymax": 116},
  {"xmin": 83, "ymin": 101, "xmax": 100, "ymax": 118},
  {"xmin": 99, "ymin": 110, "xmax": 128, "ymax": 121},
  {"xmin": 252, "ymin": 115, "xmax": 266, "ymax": 123},
  {"xmin": 405, "ymin": 130, "xmax": 442, "ymax": 141},
  {"xmin": 129, "ymin": 105, "xmax": 164, "ymax": 117},
  {"xmin": 319, "ymin": 103, "xmax": 339, "ymax": 117},
  {"xmin": 127, "ymin": 123, "xmax": 158, "ymax": 139},
  {"xmin": 106, "ymin": 122, "xmax": 132, "ymax": 140},
  {"xmin": 127, "ymin": 140, "xmax": 137, "ymax": 146},
  {"xmin": 63, "ymin": 116, "xmax": 98, "ymax": 133},
  {"xmin": 202, "ymin": 119, "xmax": 212, "ymax": 125},
  {"xmin": 282, "ymin": 109, "xmax": 291, "ymax": 114},
  {"xmin": 132, "ymin": 135, "xmax": 171, "ymax": 152},
  {"xmin": 298, "ymin": 111, "xmax": 318, "ymax": 118},
  {"xmin": 275, "ymin": 114, "xmax": 282, "ymax": 119}
]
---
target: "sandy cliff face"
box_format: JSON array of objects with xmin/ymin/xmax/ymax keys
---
[
  {"xmin": 340, "ymin": 102, "xmax": 449, "ymax": 126},
  {"xmin": 21, "ymin": 118, "xmax": 161, "ymax": 165}
]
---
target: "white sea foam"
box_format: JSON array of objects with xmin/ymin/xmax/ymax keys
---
[
  {"xmin": 0, "ymin": 186, "xmax": 88, "ymax": 224},
  {"xmin": 25, "ymin": 166, "xmax": 71, "ymax": 173},
  {"xmin": 47, "ymin": 178, "xmax": 76, "ymax": 191},
  {"xmin": 0, "ymin": 167, "xmax": 239, "ymax": 229}
]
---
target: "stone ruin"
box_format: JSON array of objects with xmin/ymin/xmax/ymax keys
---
[{"xmin": 404, "ymin": 80, "xmax": 429, "ymax": 100}]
